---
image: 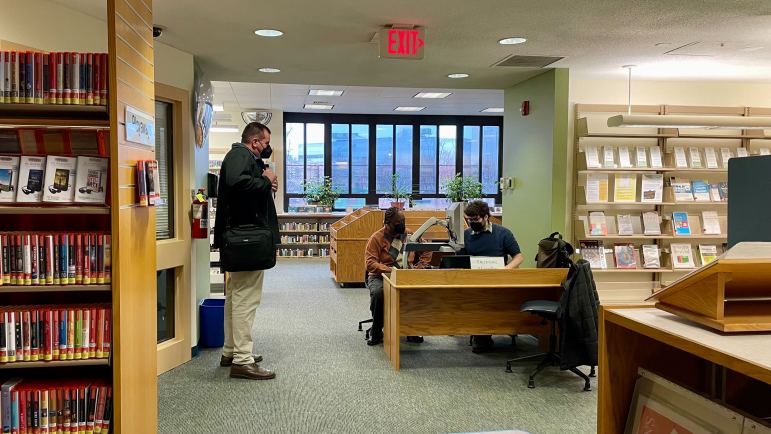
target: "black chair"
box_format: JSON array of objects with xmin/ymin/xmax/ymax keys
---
[
  {"xmin": 357, "ymin": 318, "xmax": 373, "ymax": 340},
  {"xmin": 504, "ymin": 300, "xmax": 595, "ymax": 391}
]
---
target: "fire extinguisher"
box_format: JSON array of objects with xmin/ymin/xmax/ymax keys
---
[{"xmin": 191, "ymin": 188, "xmax": 208, "ymax": 239}]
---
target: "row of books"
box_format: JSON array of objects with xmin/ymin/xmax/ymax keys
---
[
  {"xmin": 0, "ymin": 51, "xmax": 108, "ymax": 106},
  {"xmin": 0, "ymin": 155, "xmax": 108, "ymax": 204},
  {"xmin": 1, "ymin": 379, "xmax": 112, "ymax": 433},
  {"xmin": 0, "ymin": 233, "xmax": 111, "ymax": 286},
  {"xmin": 277, "ymin": 248, "xmax": 330, "ymax": 258},
  {"xmin": 279, "ymin": 235, "xmax": 330, "ymax": 244},
  {"xmin": 585, "ymin": 145, "xmax": 664, "ymax": 169},
  {"xmin": 279, "ymin": 222, "xmax": 330, "ymax": 232},
  {"xmin": 584, "ymin": 145, "xmax": 768, "ymax": 170},
  {"xmin": 584, "ymin": 173, "xmax": 727, "ymax": 203},
  {"xmin": 0, "ymin": 305, "xmax": 111, "ymax": 363},
  {"xmin": 671, "ymin": 146, "xmax": 768, "ymax": 169},
  {"xmin": 135, "ymin": 160, "xmax": 160, "ymax": 207},
  {"xmin": 588, "ymin": 210, "xmax": 722, "ymax": 236},
  {"xmin": 580, "ymin": 240, "xmax": 719, "ymax": 270}
]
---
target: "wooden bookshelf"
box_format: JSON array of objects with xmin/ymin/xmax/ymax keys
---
[
  {"xmin": 0, "ymin": 359, "xmax": 110, "ymax": 369},
  {"xmin": 0, "ymin": 285, "xmax": 111, "ymax": 293},
  {"xmin": 0, "ymin": 206, "xmax": 111, "ymax": 215},
  {"xmin": 276, "ymin": 213, "xmax": 339, "ymax": 259}
]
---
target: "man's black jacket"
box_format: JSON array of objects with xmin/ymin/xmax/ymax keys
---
[{"xmin": 212, "ymin": 143, "xmax": 279, "ymax": 251}]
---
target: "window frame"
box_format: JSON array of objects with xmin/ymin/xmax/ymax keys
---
[{"xmin": 283, "ymin": 113, "xmax": 503, "ymax": 210}]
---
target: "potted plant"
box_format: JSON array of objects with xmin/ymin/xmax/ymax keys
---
[
  {"xmin": 443, "ymin": 173, "xmax": 483, "ymax": 203},
  {"xmin": 388, "ymin": 173, "xmax": 411, "ymax": 209},
  {"xmin": 302, "ymin": 176, "xmax": 340, "ymax": 212}
]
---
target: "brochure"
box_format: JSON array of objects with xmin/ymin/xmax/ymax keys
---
[
  {"xmin": 618, "ymin": 146, "xmax": 632, "ymax": 168},
  {"xmin": 674, "ymin": 147, "xmax": 688, "ymax": 168},
  {"xmin": 616, "ymin": 214, "xmax": 634, "ymax": 236},
  {"xmin": 642, "ymin": 212, "xmax": 661, "ymax": 236},
  {"xmin": 613, "ymin": 173, "xmax": 637, "ymax": 203},
  {"xmin": 672, "ymin": 212, "xmax": 691, "ymax": 236},
  {"xmin": 671, "ymin": 243, "xmax": 696, "ymax": 269},
  {"xmin": 688, "ymin": 147, "xmax": 703, "ymax": 168},
  {"xmin": 649, "ymin": 146, "xmax": 663, "ymax": 168},
  {"xmin": 584, "ymin": 146, "xmax": 601, "ymax": 169},
  {"xmin": 640, "ymin": 174, "xmax": 663, "ymax": 203},
  {"xmin": 704, "ymin": 147, "xmax": 718, "ymax": 169},
  {"xmin": 635, "ymin": 147, "xmax": 648, "ymax": 168},
  {"xmin": 701, "ymin": 211, "xmax": 721, "ymax": 235},
  {"xmin": 585, "ymin": 173, "xmax": 609, "ymax": 203},
  {"xmin": 642, "ymin": 245, "xmax": 661, "ymax": 269},
  {"xmin": 589, "ymin": 211, "xmax": 608, "ymax": 236}
]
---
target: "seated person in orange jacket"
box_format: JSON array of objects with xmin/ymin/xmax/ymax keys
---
[{"xmin": 364, "ymin": 207, "xmax": 431, "ymax": 346}]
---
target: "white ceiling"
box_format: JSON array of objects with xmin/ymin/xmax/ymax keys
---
[{"xmin": 212, "ymin": 82, "xmax": 503, "ymax": 115}]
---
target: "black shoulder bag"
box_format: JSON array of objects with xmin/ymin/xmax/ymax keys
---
[{"xmin": 220, "ymin": 192, "xmax": 277, "ymax": 272}]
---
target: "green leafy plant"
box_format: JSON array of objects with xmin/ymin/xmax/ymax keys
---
[
  {"xmin": 302, "ymin": 176, "xmax": 340, "ymax": 208},
  {"xmin": 389, "ymin": 173, "xmax": 412, "ymax": 204},
  {"xmin": 443, "ymin": 173, "xmax": 483, "ymax": 203}
]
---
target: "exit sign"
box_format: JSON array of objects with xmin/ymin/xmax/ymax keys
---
[{"xmin": 379, "ymin": 27, "xmax": 425, "ymax": 60}]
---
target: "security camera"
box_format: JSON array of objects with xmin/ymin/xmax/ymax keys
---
[{"xmin": 153, "ymin": 26, "xmax": 163, "ymax": 38}]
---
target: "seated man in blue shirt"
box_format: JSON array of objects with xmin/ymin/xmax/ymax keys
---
[{"xmin": 461, "ymin": 200, "xmax": 524, "ymax": 353}]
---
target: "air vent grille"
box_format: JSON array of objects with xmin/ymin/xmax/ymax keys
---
[{"xmin": 494, "ymin": 55, "xmax": 564, "ymax": 68}]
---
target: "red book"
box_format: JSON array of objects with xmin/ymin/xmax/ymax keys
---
[
  {"xmin": 43, "ymin": 52, "xmax": 50, "ymax": 104},
  {"xmin": 30, "ymin": 309, "xmax": 38, "ymax": 361},
  {"xmin": 102, "ymin": 307, "xmax": 110, "ymax": 358},
  {"xmin": 78, "ymin": 53, "xmax": 86, "ymax": 105},
  {"xmin": 89, "ymin": 307, "xmax": 96, "ymax": 357},
  {"xmin": 19, "ymin": 390, "xmax": 27, "ymax": 434},
  {"xmin": 55, "ymin": 52, "xmax": 63, "ymax": 104},
  {"xmin": 101, "ymin": 388, "xmax": 112, "ymax": 432},
  {"xmin": 85, "ymin": 53, "xmax": 93, "ymax": 105},
  {"xmin": 48, "ymin": 52, "xmax": 56, "ymax": 104},
  {"xmin": 93, "ymin": 54, "xmax": 100, "ymax": 106},
  {"xmin": 95, "ymin": 308, "xmax": 104, "ymax": 357},
  {"xmin": 34, "ymin": 51, "xmax": 43, "ymax": 104},
  {"xmin": 104, "ymin": 234, "xmax": 111, "ymax": 284}
]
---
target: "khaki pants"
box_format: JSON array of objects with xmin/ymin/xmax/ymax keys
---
[{"xmin": 223, "ymin": 270, "xmax": 264, "ymax": 365}]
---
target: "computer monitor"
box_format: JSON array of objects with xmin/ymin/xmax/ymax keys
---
[
  {"xmin": 439, "ymin": 255, "xmax": 471, "ymax": 269},
  {"xmin": 728, "ymin": 155, "xmax": 771, "ymax": 248},
  {"xmin": 446, "ymin": 202, "xmax": 465, "ymax": 247}
]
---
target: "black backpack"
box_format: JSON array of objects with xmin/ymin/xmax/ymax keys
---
[{"xmin": 535, "ymin": 232, "xmax": 574, "ymax": 268}]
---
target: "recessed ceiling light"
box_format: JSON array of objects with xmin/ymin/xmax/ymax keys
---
[
  {"xmin": 258, "ymin": 67, "xmax": 281, "ymax": 73},
  {"xmin": 210, "ymin": 126, "xmax": 240, "ymax": 133},
  {"xmin": 254, "ymin": 29, "xmax": 283, "ymax": 37},
  {"xmin": 212, "ymin": 104, "xmax": 224, "ymax": 112},
  {"xmin": 414, "ymin": 92, "xmax": 451, "ymax": 99},
  {"xmin": 394, "ymin": 106, "xmax": 425, "ymax": 112},
  {"xmin": 304, "ymin": 104, "xmax": 334, "ymax": 110},
  {"xmin": 447, "ymin": 73, "xmax": 469, "ymax": 79},
  {"xmin": 309, "ymin": 89, "xmax": 344, "ymax": 96},
  {"xmin": 498, "ymin": 37, "xmax": 527, "ymax": 45},
  {"xmin": 481, "ymin": 107, "xmax": 504, "ymax": 113}
]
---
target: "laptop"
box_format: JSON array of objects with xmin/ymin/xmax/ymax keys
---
[{"xmin": 439, "ymin": 255, "xmax": 471, "ymax": 269}]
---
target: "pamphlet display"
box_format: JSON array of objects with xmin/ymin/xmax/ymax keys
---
[
  {"xmin": 720, "ymin": 147, "xmax": 733, "ymax": 168},
  {"xmin": 603, "ymin": 146, "xmax": 616, "ymax": 168}
]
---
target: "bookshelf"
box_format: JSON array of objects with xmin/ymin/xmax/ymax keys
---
[
  {"xmin": 0, "ymin": 359, "xmax": 110, "ymax": 370},
  {"xmin": 276, "ymin": 212, "xmax": 341, "ymax": 258},
  {"xmin": 573, "ymin": 104, "xmax": 762, "ymax": 302}
]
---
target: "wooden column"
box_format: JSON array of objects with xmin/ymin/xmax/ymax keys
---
[{"xmin": 107, "ymin": 0, "xmax": 158, "ymax": 432}]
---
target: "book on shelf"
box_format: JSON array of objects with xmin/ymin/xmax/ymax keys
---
[
  {"xmin": 613, "ymin": 173, "xmax": 637, "ymax": 202},
  {"xmin": 640, "ymin": 174, "xmax": 663, "ymax": 203},
  {"xmin": 708, "ymin": 183, "xmax": 721, "ymax": 202},
  {"xmin": 691, "ymin": 179, "xmax": 710, "ymax": 201},
  {"xmin": 144, "ymin": 160, "xmax": 160, "ymax": 205},
  {"xmin": 642, "ymin": 211, "xmax": 661, "ymax": 235},
  {"xmin": 616, "ymin": 214, "xmax": 634, "ymax": 236},
  {"xmin": 618, "ymin": 146, "xmax": 632, "ymax": 168},
  {"xmin": 641, "ymin": 245, "xmax": 661, "ymax": 269},
  {"xmin": 0, "ymin": 304, "xmax": 111, "ymax": 363},
  {"xmin": 759, "ymin": 147, "xmax": 770, "ymax": 156},
  {"xmin": 579, "ymin": 240, "xmax": 606, "ymax": 269},
  {"xmin": 649, "ymin": 146, "xmax": 663, "ymax": 168},
  {"xmin": 718, "ymin": 181, "xmax": 728, "ymax": 201},
  {"xmin": 584, "ymin": 146, "xmax": 601, "ymax": 169},
  {"xmin": 588, "ymin": 211, "xmax": 608, "ymax": 236},
  {"xmin": 736, "ymin": 147, "xmax": 749, "ymax": 158},
  {"xmin": 701, "ymin": 211, "xmax": 722, "ymax": 235},
  {"xmin": 0, "ymin": 232, "xmax": 110, "ymax": 286},
  {"xmin": 73, "ymin": 157, "xmax": 108, "ymax": 204},
  {"xmin": 671, "ymin": 243, "xmax": 696, "ymax": 269},
  {"xmin": 585, "ymin": 173, "xmax": 608, "ymax": 203},
  {"xmin": 720, "ymin": 147, "xmax": 733, "ymax": 168},
  {"xmin": 41, "ymin": 156, "xmax": 77, "ymax": 203},
  {"xmin": 704, "ymin": 147, "xmax": 719, "ymax": 169},
  {"xmin": 673, "ymin": 147, "xmax": 688, "ymax": 168},
  {"xmin": 635, "ymin": 146, "xmax": 648, "ymax": 168},
  {"xmin": 0, "ymin": 156, "xmax": 20, "ymax": 203},
  {"xmin": 0, "ymin": 378, "xmax": 112, "ymax": 434},
  {"xmin": 699, "ymin": 244, "xmax": 718, "ymax": 265},
  {"xmin": 688, "ymin": 147, "xmax": 703, "ymax": 168},
  {"xmin": 613, "ymin": 243, "xmax": 637, "ymax": 269},
  {"xmin": 136, "ymin": 160, "xmax": 148, "ymax": 206},
  {"xmin": 602, "ymin": 146, "xmax": 615, "ymax": 168},
  {"xmin": 15, "ymin": 156, "xmax": 46, "ymax": 203},
  {"xmin": 672, "ymin": 212, "xmax": 691, "ymax": 236},
  {"xmin": 670, "ymin": 177, "xmax": 694, "ymax": 202}
]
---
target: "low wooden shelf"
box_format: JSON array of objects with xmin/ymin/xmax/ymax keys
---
[
  {"xmin": 0, "ymin": 206, "xmax": 111, "ymax": 215},
  {"xmin": 0, "ymin": 359, "xmax": 110, "ymax": 369},
  {"xmin": 0, "ymin": 285, "xmax": 111, "ymax": 293}
]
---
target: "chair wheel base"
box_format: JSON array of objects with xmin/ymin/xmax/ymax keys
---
[
  {"xmin": 527, "ymin": 379, "xmax": 535, "ymax": 388},
  {"xmin": 583, "ymin": 382, "xmax": 591, "ymax": 391},
  {"xmin": 505, "ymin": 363, "xmax": 512, "ymax": 373}
]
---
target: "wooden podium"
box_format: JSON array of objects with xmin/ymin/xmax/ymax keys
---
[
  {"xmin": 647, "ymin": 243, "xmax": 771, "ymax": 332},
  {"xmin": 382, "ymin": 268, "xmax": 568, "ymax": 370}
]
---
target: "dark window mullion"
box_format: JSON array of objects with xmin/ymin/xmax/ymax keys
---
[
  {"xmin": 477, "ymin": 126, "xmax": 483, "ymax": 183},
  {"xmin": 434, "ymin": 125, "xmax": 440, "ymax": 194},
  {"xmin": 456, "ymin": 125, "xmax": 464, "ymax": 179},
  {"xmin": 411, "ymin": 124, "xmax": 420, "ymax": 197},
  {"xmin": 348, "ymin": 124, "xmax": 352, "ymax": 195},
  {"xmin": 368, "ymin": 123, "xmax": 377, "ymax": 204}
]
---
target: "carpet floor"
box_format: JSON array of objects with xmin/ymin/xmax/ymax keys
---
[{"xmin": 158, "ymin": 260, "xmax": 597, "ymax": 434}]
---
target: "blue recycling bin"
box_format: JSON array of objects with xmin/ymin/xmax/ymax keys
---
[{"xmin": 199, "ymin": 298, "xmax": 225, "ymax": 348}]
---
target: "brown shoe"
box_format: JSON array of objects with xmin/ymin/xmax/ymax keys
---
[
  {"xmin": 230, "ymin": 362, "xmax": 276, "ymax": 380},
  {"xmin": 220, "ymin": 354, "xmax": 263, "ymax": 367}
]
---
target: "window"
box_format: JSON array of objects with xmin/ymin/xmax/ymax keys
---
[
  {"xmin": 156, "ymin": 268, "xmax": 176, "ymax": 343},
  {"xmin": 154, "ymin": 101, "xmax": 174, "ymax": 240},
  {"xmin": 284, "ymin": 114, "xmax": 502, "ymax": 210}
]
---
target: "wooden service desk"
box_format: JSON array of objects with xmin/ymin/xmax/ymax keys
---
[{"xmin": 382, "ymin": 268, "xmax": 568, "ymax": 370}]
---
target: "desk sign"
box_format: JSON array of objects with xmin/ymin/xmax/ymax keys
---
[
  {"xmin": 125, "ymin": 106, "xmax": 155, "ymax": 147},
  {"xmin": 470, "ymin": 256, "xmax": 506, "ymax": 269},
  {"xmin": 380, "ymin": 26, "xmax": 425, "ymax": 60}
]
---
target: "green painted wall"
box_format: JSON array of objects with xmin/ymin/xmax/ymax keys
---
[{"xmin": 502, "ymin": 69, "xmax": 570, "ymax": 267}]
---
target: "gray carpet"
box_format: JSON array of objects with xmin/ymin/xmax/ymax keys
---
[{"xmin": 158, "ymin": 261, "xmax": 597, "ymax": 434}]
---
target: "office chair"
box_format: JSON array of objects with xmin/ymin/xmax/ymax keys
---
[
  {"xmin": 358, "ymin": 270, "xmax": 373, "ymax": 340},
  {"xmin": 504, "ymin": 300, "xmax": 595, "ymax": 391}
]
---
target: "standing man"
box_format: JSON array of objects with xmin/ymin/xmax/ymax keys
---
[
  {"xmin": 364, "ymin": 208, "xmax": 431, "ymax": 346},
  {"xmin": 213, "ymin": 122, "xmax": 279, "ymax": 380},
  {"xmin": 461, "ymin": 200, "xmax": 524, "ymax": 353}
]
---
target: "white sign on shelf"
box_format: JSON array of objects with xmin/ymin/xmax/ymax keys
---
[
  {"xmin": 470, "ymin": 256, "xmax": 506, "ymax": 269},
  {"xmin": 125, "ymin": 106, "xmax": 155, "ymax": 147}
]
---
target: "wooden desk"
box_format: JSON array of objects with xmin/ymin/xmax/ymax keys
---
[
  {"xmin": 598, "ymin": 307, "xmax": 771, "ymax": 433},
  {"xmin": 382, "ymin": 268, "xmax": 568, "ymax": 370}
]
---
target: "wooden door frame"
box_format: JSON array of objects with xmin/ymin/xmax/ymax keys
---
[{"xmin": 154, "ymin": 82, "xmax": 193, "ymax": 374}]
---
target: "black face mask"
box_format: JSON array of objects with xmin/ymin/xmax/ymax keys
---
[
  {"xmin": 259, "ymin": 145, "xmax": 273, "ymax": 159},
  {"xmin": 393, "ymin": 223, "xmax": 406, "ymax": 235},
  {"xmin": 469, "ymin": 221, "xmax": 486, "ymax": 232}
]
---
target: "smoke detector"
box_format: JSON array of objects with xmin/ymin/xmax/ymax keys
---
[{"xmin": 241, "ymin": 111, "xmax": 272, "ymax": 125}]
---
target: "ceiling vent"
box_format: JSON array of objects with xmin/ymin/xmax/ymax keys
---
[
  {"xmin": 494, "ymin": 55, "xmax": 564, "ymax": 68},
  {"xmin": 241, "ymin": 111, "xmax": 272, "ymax": 125}
]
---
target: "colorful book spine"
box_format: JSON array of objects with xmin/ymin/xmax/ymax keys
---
[{"xmin": 34, "ymin": 52, "xmax": 43, "ymax": 104}]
